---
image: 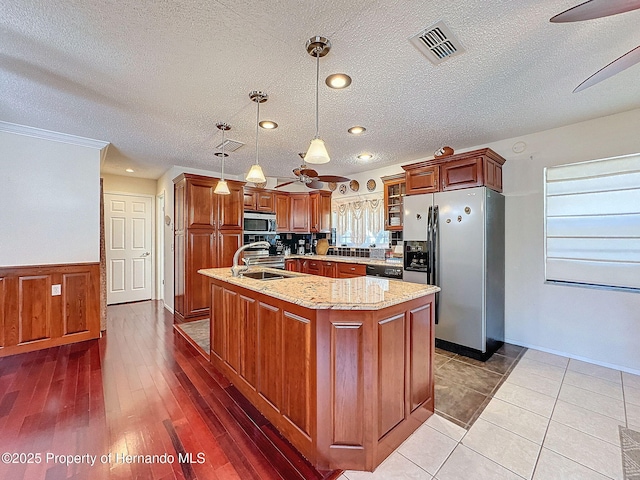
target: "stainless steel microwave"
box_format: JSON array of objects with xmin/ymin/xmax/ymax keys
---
[{"xmin": 243, "ymin": 212, "xmax": 277, "ymax": 235}]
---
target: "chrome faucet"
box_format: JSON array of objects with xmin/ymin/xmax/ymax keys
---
[{"xmin": 231, "ymin": 241, "xmax": 270, "ymax": 277}]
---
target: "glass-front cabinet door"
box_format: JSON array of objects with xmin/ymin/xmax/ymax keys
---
[{"xmin": 382, "ymin": 173, "xmax": 405, "ymax": 231}]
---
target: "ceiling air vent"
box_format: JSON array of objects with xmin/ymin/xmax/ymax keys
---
[
  {"xmin": 215, "ymin": 138, "xmax": 244, "ymax": 152},
  {"xmin": 409, "ymin": 21, "xmax": 465, "ymax": 65}
]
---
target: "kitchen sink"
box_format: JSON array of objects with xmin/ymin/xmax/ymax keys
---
[{"xmin": 242, "ymin": 271, "xmax": 294, "ymax": 281}]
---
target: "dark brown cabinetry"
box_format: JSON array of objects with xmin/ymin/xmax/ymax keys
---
[
  {"xmin": 310, "ymin": 190, "xmax": 332, "ymax": 233},
  {"xmin": 244, "ymin": 187, "xmax": 275, "ymax": 212},
  {"xmin": 274, "ymin": 192, "xmax": 290, "ymax": 232},
  {"xmin": 289, "ymin": 193, "xmax": 310, "ymax": 233},
  {"xmin": 286, "ymin": 258, "xmax": 365, "ymax": 279},
  {"xmin": 381, "ymin": 173, "xmax": 406, "ymax": 231},
  {"xmin": 174, "ymin": 173, "xmax": 244, "ymax": 322},
  {"xmin": 402, "ymin": 148, "xmax": 505, "ymax": 195}
]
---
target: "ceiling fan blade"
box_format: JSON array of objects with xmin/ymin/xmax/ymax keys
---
[
  {"xmin": 317, "ymin": 175, "xmax": 350, "ymax": 183},
  {"xmin": 307, "ymin": 180, "xmax": 324, "ymax": 189},
  {"xmin": 299, "ymin": 168, "xmax": 319, "ymax": 177},
  {"xmin": 275, "ymin": 181, "xmax": 296, "ymax": 188},
  {"xmin": 550, "ymin": 0, "xmax": 640, "ymax": 22},
  {"xmin": 574, "ymin": 45, "xmax": 640, "ymax": 92}
]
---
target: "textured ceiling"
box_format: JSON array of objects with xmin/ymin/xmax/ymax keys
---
[{"xmin": 2, "ymin": 0, "xmax": 640, "ymax": 180}]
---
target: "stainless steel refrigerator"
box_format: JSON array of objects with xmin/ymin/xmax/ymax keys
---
[{"xmin": 403, "ymin": 186, "xmax": 505, "ymax": 359}]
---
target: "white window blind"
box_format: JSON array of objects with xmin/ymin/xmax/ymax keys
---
[{"xmin": 544, "ymin": 153, "xmax": 640, "ymax": 291}]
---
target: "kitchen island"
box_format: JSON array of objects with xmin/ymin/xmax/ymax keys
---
[{"xmin": 199, "ymin": 267, "xmax": 439, "ymax": 471}]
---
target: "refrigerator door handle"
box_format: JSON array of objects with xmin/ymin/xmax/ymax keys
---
[{"xmin": 432, "ymin": 205, "xmax": 439, "ymax": 324}]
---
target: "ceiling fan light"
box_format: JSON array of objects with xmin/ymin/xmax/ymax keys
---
[
  {"xmin": 304, "ymin": 138, "xmax": 330, "ymax": 164},
  {"xmin": 246, "ymin": 163, "xmax": 266, "ymax": 183},
  {"xmin": 214, "ymin": 179, "xmax": 230, "ymax": 195}
]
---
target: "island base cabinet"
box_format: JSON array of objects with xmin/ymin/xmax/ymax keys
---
[{"xmin": 208, "ymin": 278, "xmax": 434, "ymax": 472}]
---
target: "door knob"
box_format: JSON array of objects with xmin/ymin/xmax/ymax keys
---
[{"xmin": 141, "ymin": 251, "xmax": 151, "ymax": 257}]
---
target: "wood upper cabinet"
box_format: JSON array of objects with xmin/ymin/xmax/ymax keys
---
[
  {"xmin": 402, "ymin": 148, "xmax": 506, "ymax": 195},
  {"xmin": 275, "ymin": 193, "xmax": 290, "ymax": 232},
  {"xmin": 244, "ymin": 187, "xmax": 275, "ymax": 212},
  {"xmin": 382, "ymin": 173, "xmax": 406, "ymax": 231},
  {"xmin": 217, "ymin": 182, "xmax": 244, "ymax": 229},
  {"xmin": 289, "ymin": 193, "xmax": 310, "ymax": 233},
  {"xmin": 310, "ymin": 190, "xmax": 332, "ymax": 233},
  {"xmin": 174, "ymin": 173, "xmax": 245, "ymax": 322}
]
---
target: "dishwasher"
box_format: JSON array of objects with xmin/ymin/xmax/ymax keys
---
[{"xmin": 365, "ymin": 263, "xmax": 403, "ymax": 280}]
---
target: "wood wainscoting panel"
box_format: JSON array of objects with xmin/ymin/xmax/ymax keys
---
[
  {"xmin": 239, "ymin": 294, "xmax": 258, "ymax": 387},
  {"xmin": 224, "ymin": 288, "xmax": 240, "ymax": 372},
  {"xmin": 330, "ymin": 321, "xmax": 365, "ymax": 447},
  {"xmin": 0, "ymin": 263, "xmax": 100, "ymax": 358},
  {"xmin": 18, "ymin": 275, "xmax": 52, "ymax": 343},
  {"xmin": 282, "ymin": 311, "xmax": 312, "ymax": 437},
  {"xmin": 210, "ymin": 283, "xmax": 225, "ymax": 359},
  {"xmin": 258, "ymin": 301, "xmax": 282, "ymax": 410},
  {"xmin": 63, "ymin": 272, "xmax": 91, "ymax": 335},
  {"xmin": 377, "ymin": 313, "xmax": 406, "ymax": 439},
  {"xmin": 409, "ymin": 304, "xmax": 433, "ymax": 412}
]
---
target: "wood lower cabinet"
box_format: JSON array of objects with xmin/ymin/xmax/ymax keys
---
[
  {"xmin": 208, "ymin": 278, "xmax": 435, "ymax": 471},
  {"xmin": 336, "ymin": 262, "xmax": 366, "ymax": 278},
  {"xmin": 0, "ymin": 263, "xmax": 100, "ymax": 358},
  {"xmin": 402, "ymin": 148, "xmax": 506, "ymax": 195},
  {"xmin": 174, "ymin": 173, "xmax": 244, "ymax": 322},
  {"xmin": 288, "ymin": 258, "xmax": 366, "ymax": 278}
]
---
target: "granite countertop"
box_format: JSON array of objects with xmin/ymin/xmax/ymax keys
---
[
  {"xmin": 198, "ymin": 267, "xmax": 439, "ymax": 311},
  {"xmin": 285, "ymin": 254, "xmax": 403, "ymax": 267}
]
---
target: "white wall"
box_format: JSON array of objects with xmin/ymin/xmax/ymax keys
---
[
  {"xmin": 0, "ymin": 131, "xmax": 101, "ymax": 266},
  {"xmin": 102, "ymin": 173, "xmax": 157, "ymax": 196}
]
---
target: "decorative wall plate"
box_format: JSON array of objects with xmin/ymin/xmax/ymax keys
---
[
  {"xmin": 339, "ymin": 184, "xmax": 347, "ymax": 194},
  {"xmin": 349, "ymin": 180, "xmax": 360, "ymax": 192},
  {"xmin": 366, "ymin": 179, "xmax": 376, "ymax": 191},
  {"xmin": 328, "ymin": 182, "xmax": 337, "ymax": 191}
]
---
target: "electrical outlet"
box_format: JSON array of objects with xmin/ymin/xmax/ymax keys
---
[{"xmin": 51, "ymin": 284, "xmax": 61, "ymax": 296}]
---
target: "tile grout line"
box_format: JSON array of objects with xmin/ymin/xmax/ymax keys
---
[{"xmin": 528, "ymin": 357, "xmax": 567, "ymax": 480}]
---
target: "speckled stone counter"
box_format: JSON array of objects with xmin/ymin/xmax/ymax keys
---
[{"xmin": 198, "ymin": 267, "xmax": 438, "ymax": 310}]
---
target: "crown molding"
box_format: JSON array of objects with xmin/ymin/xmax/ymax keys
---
[{"xmin": 0, "ymin": 121, "xmax": 110, "ymax": 151}]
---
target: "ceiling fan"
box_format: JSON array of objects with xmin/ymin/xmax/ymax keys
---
[
  {"xmin": 550, "ymin": 0, "xmax": 640, "ymax": 92},
  {"xmin": 275, "ymin": 153, "xmax": 350, "ymax": 189}
]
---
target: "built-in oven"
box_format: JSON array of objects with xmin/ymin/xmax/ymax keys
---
[{"xmin": 243, "ymin": 212, "xmax": 277, "ymax": 235}]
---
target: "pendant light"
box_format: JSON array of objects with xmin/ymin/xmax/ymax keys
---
[
  {"xmin": 304, "ymin": 36, "xmax": 331, "ymax": 165},
  {"xmin": 214, "ymin": 122, "xmax": 231, "ymax": 195},
  {"xmin": 246, "ymin": 90, "xmax": 268, "ymax": 184}
]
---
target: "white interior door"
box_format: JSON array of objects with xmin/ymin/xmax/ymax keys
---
[{"xmin": 105, "ymin": 193, "xmax": 153, "ymax": 305}]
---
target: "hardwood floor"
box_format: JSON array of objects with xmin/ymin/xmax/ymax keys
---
[{"xmin": 0, "ymin": 301, "xmax": 341, "ymax": 480}]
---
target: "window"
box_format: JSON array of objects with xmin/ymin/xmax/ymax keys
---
[
  {"xmin": 544, "ymin": 152, "xmax": 640, "ymax": 291},
  {"xmin": 332, "ymin": 194, "xmax": 389, "ymax": 247}
]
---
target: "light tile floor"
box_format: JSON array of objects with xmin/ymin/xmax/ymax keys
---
[{"xmin": 341, "ymin": 348, "xmax": 637, "ymax": 480}]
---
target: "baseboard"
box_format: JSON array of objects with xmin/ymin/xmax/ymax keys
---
[{"xmin": 163, "ymin": 302, "xmax": 174, "ymax": 314}]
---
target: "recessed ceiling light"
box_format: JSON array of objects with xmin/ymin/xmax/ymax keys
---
[
  {"xmin": 348, "ymin": 126, "xmax": 366, "ymax": 135},
  {"xmin": 125, "ymin": 168, "xmax": 134, "ymax": 173},
  {"xmin": 358, "ymin": 153, "xmax": 373, "ymax": 161},
  {"xmin": 325, "ymin": 73, "xmax": 352, "ymax": 89},
  {"xmin": 259, "ymin": 120, "xmax": 278, "ymax": 129}
]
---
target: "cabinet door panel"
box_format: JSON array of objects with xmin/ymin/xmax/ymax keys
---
[
  {"xmin": 441, "ymin": 157, "xmax": 483, "ymax": 191},
  {"xmin": 258, "ymin": 302, "xmax": 282, "ymax": 409},
  {"xmin": 218, "ymin": 183, "xmax": 243, "ymax": 229},
  {"xmin": 211, "ymin": 283, "xmax": 225, "ymax": 358},
  {"xmin": 290, "ymin": 194, "xmax": 310, "ymax": 233},
  {"xmin": 409, "ymin": 304, "xmax": 433, "ymax": 411},
  {"xmin": 275, "ymin": 194, "xmax": 290, "ymax": 232},
  {"xmin": 224, "ymin": 289, "xmax": 240, "ymax": 370},
  {"xmin": 187, "ymin": 231, "xmax": 216, "ymax": 316},
  {"xmin": 336, "ymin": 263, "xmax": 366, "ymax": 278},
  {"xmin": 239, "ymin": 295, "xmax": 258, "ymax": 386},
  {"xmin": 218, "ymin": 232, "xmax": 242, "ymax": 268},
  {"xmin": 406, "ymin": 166, "xmax": 439, "ymax": 195},
  {"xmin": 282, "ymin": 311, "xmax": 312, "ymax": 435},
  {"xmin": 256, "ymin": 191, "xmax": 274, "ymax": 212},
  {"xmin": 188, "ymin": 182, "xmax": 215, "ymax": 227},
  {"xmin": 378, "ymin": 313, "xmax": 406, "ymax": 438}
]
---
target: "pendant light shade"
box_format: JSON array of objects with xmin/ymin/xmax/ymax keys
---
[
  {"xmin": 246, "ymin": 90, "xmax": 268, "ymax": 184},
  {"xmin": 214, "ymin": 122, "xmax": 231, "ymax": 195},
  {"xmin": 304, "ymin": 36, "xmax": 331, "ymax": 165},
  {"xmin": 305, "ymin": 138, "xmax": 330, "ymax": 164}
]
